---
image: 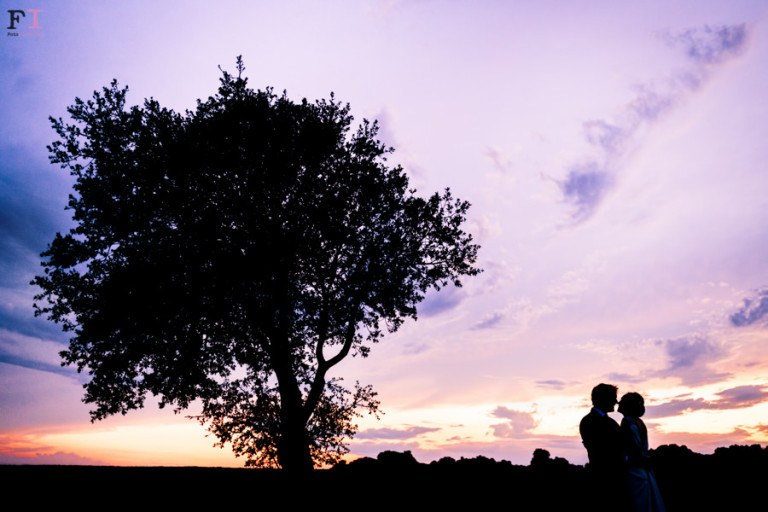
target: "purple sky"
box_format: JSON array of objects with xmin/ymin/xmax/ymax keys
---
[{"xmin": 2, "ymin": 0, "xmax": 768, "ymax": 466}]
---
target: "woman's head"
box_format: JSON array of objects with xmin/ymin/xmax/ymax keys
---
[{"xmin": 618, "ymin": 392, "xmax": 645, "ymax": 418}]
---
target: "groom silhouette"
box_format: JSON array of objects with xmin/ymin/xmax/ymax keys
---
[{"xmin": 580, "ymin": 383, "xmax": 627, "ymax": 510}]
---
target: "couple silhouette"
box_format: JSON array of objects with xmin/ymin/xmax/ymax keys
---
[{"xmin": 580, "ymin": 383, "xmax": 666, "ymax": 512}]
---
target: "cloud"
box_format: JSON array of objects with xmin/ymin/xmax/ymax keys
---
[
  {"xmin": 471, "ymin": 311, "xmax": 505, "ymax": 330},
  {"xmin": 0, "ymin": 144, "xmax": 71, "ymax": 286},
  {"xmin": 0, "ymin": 328, "xmax": 70, "ymax": 376},
  {"xmin": 583, "ymin": 120, "xmax": 626, "ymax": 153},
  {"xmin": 490, "ymin": 406, "xmax": 539, "ymax": 438},
  {"xmin": 665, "ymin": 336, "xmax": 718, "ymax": 370},
  {"xmin": 484, "ymin": 146, "xmax": 513, "ymax": 174},
  {"xmin": 467, "ymin": 258, "xmax": 517, "ymax": 296},
  {"xmin": 0, "ymin": 430, "xmax": 107, "ymax": 465},
  {"xmin": 604, "ymin": 372, "xmax": 647, "ymax": 384},
  {"xmin": 0, "ymin": 449, "xmax": 106, "ymax": 466},
  {"xmin": 0, "ymin": 363, "xmax": 90, "ymax": 429},
  {"xmin": 730, "ymin": 289, "xmax": 768, "ymax": 327},
  {"xmin": 626, "ymin": 85, "xmax": 677, "ymax": 123},
  {"xmin": 535, "ymin": 380, "xmax": 569, "ymax": 390},
  {"xmin": 371, "ymin": 107, "xmax": 430, "ymax": 183},
  {"xmin": 560, "ymin": 163, "xmax": 611, "ymax": 221},
  {"xmin": 547, "ymin": 265, "xmax": 595, "ymax": 300},
  {"xmin": 468, "ymin": 215, "xmax": 502, "ymax": 246},
  {"xmin": 645, "ymin": 397, "xmax": 710, "ymax": 418},
  {"xmin": 0, "ymin": 282, "xmax": 67, "ymax": 344},
  {"xmin": 418, "ymin": 285, "xmax": 467, "ymax": 317},
  {"xmin": 650, "ymin": 426, "xmax": 755, "ymax": 454},
  {"xmin": 373, "ymin": 108, "xmax": 398, "ymax": 151},
  {"xmin": 616, "ymin": 335, "xmax": 733, "ymax": 386},
  {"xmin": 656, "ymin": 336, "xmax": 731, "ymax": 386},
  {"xmin": 481, "ymin": 263, "xmax": 599, "ymax": 332},
  {"xmin": 646, "ymin": 385, "xmax": 768, "ymax": 418},
  {"xmin": 355, "ymin": 425, "xmax": 441, "ymax": 440},
  {"xmin": 401, "ymin": 342, "xmax": 430, "ymax": 355},
  {"xmin": 714, "ymin": 385, "xmax": 768, "ymax": 409},
  {"xmin": 663, "ymin": 24, "xmax": 748, "ymax": 65},
  {"xmin": 0, "ymin": 141, "xmax": 73, "ymax": 380},
  {"xmin": 559, "ymin": 23, "xmax": 750, "ymax": 223},
  {"xmin": 472, "ymin": 280, "xmax": 575, "ymax": 330}
]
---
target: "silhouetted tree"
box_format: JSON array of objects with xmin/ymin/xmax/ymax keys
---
[
  {"xmin": 530, "ymin": 448, "xmax": 551, "ymax": 466},
  {"xmin": 33, "ymin": 57, "xmax": 481, "ymax": 470}
]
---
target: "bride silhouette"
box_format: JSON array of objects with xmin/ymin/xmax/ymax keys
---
[{"xmin": 618, "ymin": 392, "xmax": 666, "ymax": 512}]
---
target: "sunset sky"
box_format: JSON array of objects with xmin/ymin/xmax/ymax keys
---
[{"xmin": 2, "ymin": 0, "xmax": 768, "ymax": 467}]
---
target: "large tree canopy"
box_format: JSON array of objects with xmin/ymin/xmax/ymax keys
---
[{"xmin": 34, "ymin": 58, "xmax": 481, "ymax": 470}]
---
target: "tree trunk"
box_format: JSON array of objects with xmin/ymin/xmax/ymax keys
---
[
  {"xmin": 277, "ymin": 408, "xmax": 314, "ymax": 471},
  {"xmin": 271, "ymin": 339, "xmax": 314, "ymax": 471}
]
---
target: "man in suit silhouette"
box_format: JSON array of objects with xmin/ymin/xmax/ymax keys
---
[{"xmin": 580, "ymin": 383, "xmax": 627, "ymax": 510}]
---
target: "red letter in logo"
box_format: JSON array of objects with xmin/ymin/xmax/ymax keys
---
[{"xmin": 27, "ymin": 9, "xmax": 42, "ymax": 29}]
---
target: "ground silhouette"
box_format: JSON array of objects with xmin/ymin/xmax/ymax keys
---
[{"xmin": 3, "ymin": 444, "xmax": 765, "ymax": 509}]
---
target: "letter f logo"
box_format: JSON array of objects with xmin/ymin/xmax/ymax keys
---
[{"xmin": 7, "ymin": 9, "xmax": 25, "ymax": 30}]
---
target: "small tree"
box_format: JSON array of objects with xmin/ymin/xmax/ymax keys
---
[{"xmin": 34, "ymin": 58, "xmax": 480, "ymax": 470}]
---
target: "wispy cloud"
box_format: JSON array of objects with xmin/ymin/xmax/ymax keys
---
[
  {"xmin": 475, "ymin": 258, "xmax": 603, "ymax": 331},
  {"xmin": 605, "ymin": 372, "xmax": 647, "ymax": 384},
  {"xmin": 372, "ymin": 107, "xmax": 398, "ymax": 151},
  {"xmin": 484, "ymin": 146, "xmax": 514, "ymax": 175},
  {"xmin": 469, "ymin": 297, "xmax": 554, "ymax": 332},
  {"xmin": 471, "ymin": 311, "xmax": 505, "ymax": 330},
  {"xmin": 649, "ymin": 426, "xmax": 756, "ymax": 454},
  {"xmin": 559, "ymin": 23, "xmax": 750, "ymax": 223},
  {"xmin": 645, "ymin": 396, "xmax": 709, "ymax": 418},
  {"xmin": 612, "ymin": 334, "xmax": 733, "ymax": 387},
  {"xmin": 646, "ymin": 384, "xmax": 768, "ymax": 418},
  {"xmin": 715, "ymin": 385, "xmax": 768, "ymax": 409},
  {"xmin": 0, "ymin": 432, "xmax": 106, "ymax": 466},
  {"xmin": 535, "ymin": 380, "xmax": 570, "ymax": 390},
  {"xmin": 0, "ymin": 449, "xmax": 106, "ymax": 466},
  {"xmin": 655, "ymin": 335, "xmax": 731, "ymax": 386},
  {"xmin": 418, "ymin": 285, "xmax": 467, "ymax": 317},
  {"xmin": 0, "ymin": 328, "xmax": 69, "ymax": 375},
  {"xmin": 401, "ymin": 342, "xmax": 430, "ymax": 355},
  {"xmin": 662, "ymin": 24, "xmax": 748, "ymax": 65},
  {"xmin": 356, "ymin": 425, "xmax": 441, "ymax": 440},
  {"xmin": 730, "ymin": 288, "xmax": 768, "ymax": 327},
  {"xmin": 372, "ymin": 107, "xmax": 429, "ymax": 184},
  {"xmin": 561, "ymin": 164, "xmax": 612, "ymax": 222},
  {"xmin": 490, "ymin": 406, "xmax": 539, "ymax": 438}
]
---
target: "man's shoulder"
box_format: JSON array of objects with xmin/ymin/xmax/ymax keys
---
[
  {"xmin": 580, "ymin": 409, "xmax": 599, "ymax": 436},
  {"xmin": 580, "ymin": 409, "xmax": 599, "ymax": 425},
  {"xmin": 581, "ymin": 409, "xmax": 618, "ymax": 431}
]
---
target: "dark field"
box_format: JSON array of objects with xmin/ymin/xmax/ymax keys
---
[{"xmin": 3, "ymin": 444, "xmax": 766, "ymax": 509}]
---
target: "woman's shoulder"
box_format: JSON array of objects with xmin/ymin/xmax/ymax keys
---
[{"xmin": 621, "ymin": 417, "xmax": 640, "ymax": 429}]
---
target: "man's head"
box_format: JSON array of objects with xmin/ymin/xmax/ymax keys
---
[{"xmin": 591, "ymin": 383, "xmax": 618, "ymax": 413}]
